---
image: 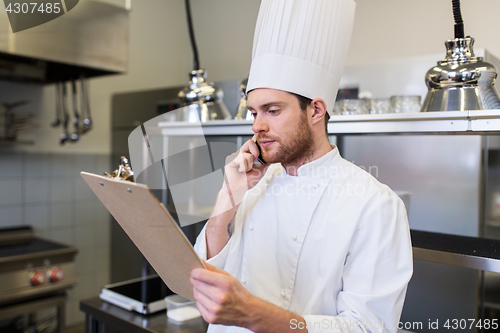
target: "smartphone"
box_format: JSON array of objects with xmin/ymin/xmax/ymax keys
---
[{"xmin": 255, "ymin": 141, "xmax": 266, "ymax": 164}]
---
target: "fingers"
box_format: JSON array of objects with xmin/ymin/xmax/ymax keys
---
[
  {"xmin": 239, "ymin": 153, "xmax": 254, "ymax": 173},
  {"xmin": 191, "ymin": 267, "xmax": 231, "ymax": 287},
  {"xmin": 226, "ymin": 138, "xmax": 262, "ymax": 174},
  {"xmin": 203, "ymin": 260, "xmax": 230, "ymax": 276},
  {"xmin": 195, "ymin": 299, "xmax": 216, "ymax": 324},
  {"xmin": 227, "ymin": 149, "xmax": 256, "ymax": 173},
  {"xmin": 192, "ymin": 285, "xmax": 221, "ymax": 325},
  {"xmin": 222, "ymin": 138, "xmax": 269, "ymax": 200},
  {"xmin": 190, "ymin": 264, "xmax": 251, "ymax": 327},
  {"xmin": 190, "ymin": 277, "xmax": 221, "ymax": 304},
  {"xmin": 240, "ymin": 138, "xmax": 260, "ymax": 161}
]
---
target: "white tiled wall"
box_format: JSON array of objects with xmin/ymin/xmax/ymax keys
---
[{"xmin": 0, "ymin": 151, "xmax": 111, "ymax": 326}]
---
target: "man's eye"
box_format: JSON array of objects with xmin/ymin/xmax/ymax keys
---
[
  {"xmin": 251, "ymin": 112, "xmax": 257, "ymax": 118},
  {"xmin": 268, "ymin": 109, "xmax": 279, "ymax": 114}
]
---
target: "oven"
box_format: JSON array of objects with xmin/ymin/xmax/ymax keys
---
[{"xmin": 0, "ymin": 225, "xmax": 78, "ymax": 333}]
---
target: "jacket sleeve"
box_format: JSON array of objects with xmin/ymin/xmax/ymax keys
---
[
  {"xmin": 302, "ymin": 188, "xmax": 413, "ymax": 333},
  {"xmin": 193, "ymin": 222, "xmax": 232, "ymax": 270},
  {"xmin": 193, "ymin": 184, "xmax": 254, "ymax": 270}
]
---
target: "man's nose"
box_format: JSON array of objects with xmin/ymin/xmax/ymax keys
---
[{"xmin": 252, "ymin": 115, "xmax": 268, "ymax": 134}]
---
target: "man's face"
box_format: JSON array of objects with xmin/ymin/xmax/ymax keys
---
[{"xmin": 247, "ymin": 88, "xmax": 314, "ymax": 166}]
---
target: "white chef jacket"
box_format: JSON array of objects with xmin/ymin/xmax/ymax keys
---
[{"xmin": 194, "ymin": 146, "xmax": 413, "ymax": 333}]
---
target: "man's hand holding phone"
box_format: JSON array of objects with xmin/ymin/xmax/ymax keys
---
[{"xmin": 223, "ymin": 135, "xmax": 269, "ymax": 207}]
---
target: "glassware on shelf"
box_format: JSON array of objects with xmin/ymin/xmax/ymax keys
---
[
  {"xmin": 368, "ymin": 98, "xmax": 391, "ymax": 114},
  {"xmin": 390, "ymin": 95, "xmax": 422, "ymax": 113},
  {"xmin": 333, "ymin": 99, "xmax": 368, "ymax": 115}
]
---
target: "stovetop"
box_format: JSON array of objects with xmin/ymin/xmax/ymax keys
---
[
  {"xmin": 0, "ymin": 239, "xmax": 68, "ymax": 258},
  {"xmin": 0, "ymin": 225, "xmax": 78, "ymax": 305},
  {"xmin": 0, "ymin": 225, "xmax": 77, "ymax": 269}
]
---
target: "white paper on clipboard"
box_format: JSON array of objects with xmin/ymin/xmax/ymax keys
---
[{"xmin": 80, "ymin": 171, "xmax": 206, "ymax": 301}]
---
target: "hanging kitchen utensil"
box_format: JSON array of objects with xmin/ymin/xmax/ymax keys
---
[
  {"xmin": 60, "ymin": 82, "xmax": 70, "ymax": 145},
  {"xmin": 421, "ymin": 0, "xmax": 500, "ymax": 112},
  {"xmin": 51, "ymin": 84, "xmax": 61, "ymax": 127},
  {"xmin": 70, "ymin": 80, "xmax": 80, "ymax": 142},
  {"xmin": 80, "ymin": 76, "xmax": 92, "ymax": 132}
]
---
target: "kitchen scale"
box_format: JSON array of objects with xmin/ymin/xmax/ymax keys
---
[{"xmin": 100, "ymin": 275, "xmax": 174, "ymax": 314}]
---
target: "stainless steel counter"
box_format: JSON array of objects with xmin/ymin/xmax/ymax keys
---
[
  {"xmin": 80, "ymin": 297, "xmax": 208, "ymax": 333},
  {"xmin": 411, "ymin": 230, "xmax": 500, "ymax": 273}
]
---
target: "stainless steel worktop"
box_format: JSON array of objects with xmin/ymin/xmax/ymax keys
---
[
  {"xmin": 411, "ymin": 230, "xmax": 500, "ymax": 273},
  {"xmin": 80, "ymin": 297, "xmax": 208, "ymax": 333}
]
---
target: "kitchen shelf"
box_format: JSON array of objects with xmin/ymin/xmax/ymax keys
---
[
  {"xmin": 411, "ymin": 230, "xmax": 500, "ymax": 273},
  {"xmin": 329, "ymin": 109, "xmax": 500, "ymax": 135},
  {"xmin": 157, "ymin": 110, "xmax": 500, "ymax": 136}
]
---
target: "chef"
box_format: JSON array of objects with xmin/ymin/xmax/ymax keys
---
[{"xmin": 190, "ymin": 0, "xmax": 413, "ymax": 332}]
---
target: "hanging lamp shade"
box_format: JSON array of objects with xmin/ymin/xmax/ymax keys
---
[
  {"xmin": 421, "ymin": 37, "xmax": 500, "ymax": 112},
  {"xmin": 177, "ymin": 69, "xmax": 231, "ymax": 122},
  {"xmin": 173, "ymin": 0, "xmax": 231, "ymax": 122}
]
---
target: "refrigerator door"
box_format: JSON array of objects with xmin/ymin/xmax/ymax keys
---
[{"xmin": 342, "ymin": 135, "xmax": 482, "ymax": 331}]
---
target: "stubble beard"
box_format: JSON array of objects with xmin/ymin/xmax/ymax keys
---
[{"xmin": 261, "ymin": 112, "xmax": 315, "ymax": 168}]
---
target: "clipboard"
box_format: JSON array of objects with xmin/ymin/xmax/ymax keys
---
[{"xmin": 80, "ymin": 172, "xmax": 205, "ymax": 301}]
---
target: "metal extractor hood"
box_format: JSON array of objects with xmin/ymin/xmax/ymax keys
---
[{"xmin": 0, "ymin": 0, "xmax": 129, "ymax": 83}]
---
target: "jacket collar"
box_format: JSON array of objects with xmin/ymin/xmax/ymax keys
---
[{"xmin": 278, "ymin": 145, "xmax": 341, "ymax": 178}]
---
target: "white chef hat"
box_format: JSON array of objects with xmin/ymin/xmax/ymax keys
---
[{"xmin": 246, "ymin": 0, "xmax": 356, "ymax": 115}]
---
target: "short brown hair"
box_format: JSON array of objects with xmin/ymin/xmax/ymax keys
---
[{"xmin": 292, "ymin": 93, "xmax": 329, "ymax": 136}]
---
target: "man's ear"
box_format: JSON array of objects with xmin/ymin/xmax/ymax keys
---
[{"xmin": 309, "ymin": 98, "xmax": 328, "ymax": 126}]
